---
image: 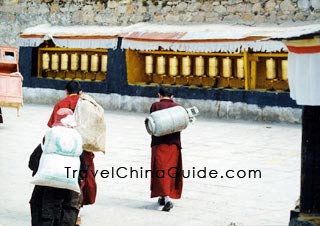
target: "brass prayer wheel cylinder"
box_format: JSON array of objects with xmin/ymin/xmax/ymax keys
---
[
  {"xmin": 195, "ymin": 56, "xmax": 204, "ymax": 76},
  {"xmin": 281, "ymin": 60, "xmax": 288, "ymax": 81},
  {"xmin": 81, "ymin": 53, "xmax": 88, "ymax": 72},
  {"xmin": 91, "ymin": 54, "xmax": 99, "ymax": 72},
  {"xmin": 101, "ymin": 55, "xmax": 108, "ymax": 73},
  {"xmin": 208, "ymin": 57, "xmax": 218, "ymax": 78},
  {"xmin": 61, "ymin": 53, "xmax": 69, "ymax": 71},
  {"xmin": 71, "ymin": 53, "xmax": 79, "ymax": 71},
  {"xmin": 181, "ymin": 56, "xmax": 191, "ymax": 76},
  {"xmin": 145, "ymin": 55, "xmax": 153, "ymax": 75},
  {"xmin": 222, "ymin": 57, "xmax": 232, "ymax": 78},
  {"xmin": 266, "ymin": 58, "xmax": 276, "ymax": 80},
  {"xmin": 42, "ymin": 52, "xmax": 50, "ymax": 70},
  {"xmin": 236, "ymin": 58, "xmax": 244, "ymax": 79},
  {"xmin": 51, "ymin": 53, "xmax": 59, "ymax": 71},
  {"xmin": 156, "ymin": 56, "xmax": 166, "ymax": 75},
  {"xmin": 169, "ymin": 56, "xmax": 178, "ymax": 77}
]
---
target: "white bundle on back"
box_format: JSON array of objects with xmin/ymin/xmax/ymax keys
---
[
  {"xmin": 31, "ymin": 126, "xmax": 83, "ymax": 193},
  {"xmin": 145, "ymin": 106, "xmax": 199, "ymax": 137},
  {"xmin": 74, "ymin": 93, "xmax": 106, "ymax": 153},
  {"xmin": 42, "ymin": 126, "xmax": 83, "ymax": 156}
]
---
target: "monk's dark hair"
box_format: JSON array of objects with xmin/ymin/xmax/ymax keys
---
[
  {"xmin": 158, "ymin": 86, "xmax": 173, "ymax": 97},
  {"xmin": 65, "ymin": 80, "xmax": 82, "ymax": 94}
]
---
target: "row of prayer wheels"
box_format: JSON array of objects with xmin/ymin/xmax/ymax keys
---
[
  {"xmin": 145, "ymin": 55, "xmax": 245, "ymax": 79},
  {"xmin": 42, "ymin": 52, "xmax": 108, "ymax": 73},
  {"xmin": 145, "ymin": 55, "xmax": 288, "ymax": 81},
  {"xmin": 266, "ymin": 58, "xmax": 288, "ymax": 81}
]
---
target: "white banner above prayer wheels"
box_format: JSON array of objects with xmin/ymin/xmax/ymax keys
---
[{"xmin": 285, "ymin": 37, "xmax": 320, "ymax": 106}]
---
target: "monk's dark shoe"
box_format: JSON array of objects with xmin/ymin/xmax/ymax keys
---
[
  {"xmin": 162, "ymin": 201, "xmax": 173, "ymax": 212},
  {"xmin": 158, "ymin": 197, "xmax": 165, "ymax": 206}
]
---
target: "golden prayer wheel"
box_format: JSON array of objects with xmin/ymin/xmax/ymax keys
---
[
  {"xmin": 51, "ymin": 53, "xmax": 59, "ymax": 71},
  {"xmin": 181, "ymin": 56, "xmax": 191, "ymax": 76},
  {"xmin": 61, "ymin": 53, "xmax": 69, "ymax": 71},
  {"xmin": 281, "ymin": 60, "xmax": 288, "ymax": 81},
  {"xmin": 266, "ymin": 58, "xmax": 276, "ymax": 80},
  {"xmin": 169, "ymin": 56, "xmax": 178, "ymax": 77},
  {"xmin": 81, "ymin": 53, "xmax": 88, "ymax": 72},
  {"xmin": 222, "ymin": 57, "xmax": 232, "ymax": 78},
  {"xmin": 195, "ymin": 56, "xmax": 204, "ymax": 76},
  {"xmin": 156, "ymin": 56, "xmax": 166, "ymax": 75},
  {"xmin": 91, "ymin": 54, "xmax": 99, "ymax": 72},
  {"xmin": 101, "ymin": 55, "xmax": 108, "ymax": 73},
  {"xmin": 42, "ymin": 52, "xmax": 50, "ymax": 70},
  {"xmin": 145, "ymin": 55, "xmax": 153, "ymax": 75},
  {"xmin": 70, "ymin": 53, "xmax": 79, "ymax": 71},
  {"xmin": 208, "ymin": 57, "xmax": 218, "ymax": 78},
  {"xmin": 236, "ymin": 58, "xmax": 244, "ymax": 79}
]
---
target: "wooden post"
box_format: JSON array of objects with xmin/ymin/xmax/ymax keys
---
[
  {"xmin": 300, "ymin": 106, "xmax": 320, "ymax": 213},
  {"xmin": 290, "ymin": 106, "xmax": 320, "ymax": 225}
]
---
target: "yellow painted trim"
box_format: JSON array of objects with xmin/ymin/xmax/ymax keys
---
[
  {"xmin": 139, "ymin": 50, "xmax": 243, "ymax": 57},
  {"xmin": 243, "ymin": 50, "xmax": 249, "ymax": 90},
  {"xmin": 284, "ymin": 36, "xmax": 320, "ymax": 47},
  {"xmin": 38, "ymin": 49, "xmax": 42, "ymax": 77},
  {"xmin": 250, "ymin": 61, "xmax": 257, "ymax": 89},
  {"xmin": 126, "ymin": 50, "xmax": 146, "ymax": 84},
  {"xmin": 38, "ymin": 47, "xmax": 108, "ymax": 53},
  {"xmin": 252, "ymin": 53, "xmax": 288, "ymax": 58}
]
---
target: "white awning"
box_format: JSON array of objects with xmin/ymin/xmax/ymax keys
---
[
  {"xmin": 120, "ymin": 39, "xmax": 286, "ymax": 53},
  {"xmin": 120, "ymin": 22, "xmax": 320, "ymax": 53},
  {"xmin": 19, "ymin": 24, "xmax": 123, "ymax": 49}
]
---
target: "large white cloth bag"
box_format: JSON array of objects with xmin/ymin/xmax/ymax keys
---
[
  {"xmin": 31, "ymin": 154, "xmax": 81, "ymax": 192},
  {"xmin": 31, "ymin": 126, "xmax": 83, "ymax": 193},
  {"xmin": 74, "ymin": 94, "xmax": 106, "ymax": 153}
]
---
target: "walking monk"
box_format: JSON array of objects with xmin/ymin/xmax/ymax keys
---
[
  {"xmin": 29, "ymin": 108, "xmax": 85, "ymax": 226},
  {"xmin": 149, "ymin": 87, "xmax": 183, "ymax": 212},
  {"xmin": 47, "ymin": 81, "xmax": 97, "ymax": 225}
]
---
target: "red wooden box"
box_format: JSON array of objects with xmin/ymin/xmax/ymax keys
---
[{"xmin": 0, "ymin": 46, "xmax": 23, "ymax": 113}]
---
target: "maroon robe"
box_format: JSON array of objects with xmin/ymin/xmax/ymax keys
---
[
  {"xmin": 150, "ymin": 99, "xmax": 183, "ymax": 199},
  {"xmin": 80, "ymin": 151, "xmax": 97, "ymax": 205},
  {"xmin": 47, "ymin": 94, "xmax": 97, "ymax": 205}
]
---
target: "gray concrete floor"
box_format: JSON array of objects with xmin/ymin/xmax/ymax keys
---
[{"xmin": 0, "ymin": 104, "xmax": 301, "ymax": 226}]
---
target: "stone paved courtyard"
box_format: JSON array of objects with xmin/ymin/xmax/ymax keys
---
[{"xmin": 0, "ymin": 104, "xmax": 301, "ymax": 226}]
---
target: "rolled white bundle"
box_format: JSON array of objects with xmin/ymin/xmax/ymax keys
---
[{"xmin": 145, "ymin": 106, "xmax": 199, "ymax": 137}]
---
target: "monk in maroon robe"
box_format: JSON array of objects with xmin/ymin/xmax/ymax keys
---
[
  {"xmin": 47, "ymin": 81, "xmax": 97, "ymax": 224},
  {"xmin": 150, "ymin": 87, "xmax": 183, "ymax": 212}
]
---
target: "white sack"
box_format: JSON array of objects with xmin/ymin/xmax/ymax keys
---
[
  {"xmin": 42, "ymin": 126, "xmax": 83, "ymax": 157},
  {"xmin": 31, "ymin": 126, "xmax": 83, "ymax": 192},
  {"xmin": 31, "ymin": 153, "xmax": 81, "ymax": 193},
  {"xmin": 74, "ymin": 94, "xmax": 106, "ymax": 153}
]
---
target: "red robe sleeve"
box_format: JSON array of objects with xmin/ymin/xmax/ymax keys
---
[{"xmin": 47, "ymin": 103, "xmax": 60, "ymax": 128}]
